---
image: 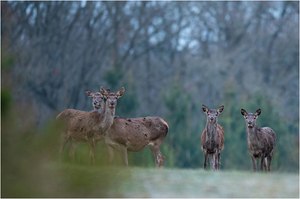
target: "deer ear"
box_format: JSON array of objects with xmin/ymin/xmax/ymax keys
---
[
  {"xmin": 117, "ymin": 87, "xmax": 125, "ymax": 98},
  {"xmin": 100, "ymin": 87, "xmax": 108, "ymax": 96},
  {"xmin": 218, "ymin": 105, "xmax": 224, "ymax": 114},
  {"xmin": 241, "ymin": 108, "xmax": 247, "ymax": 116},
  {"xmin": 255, "ymin": 108, "xmax": 261, "ymax": 116},
  {"xmin": 85, "ymin": 90, "xmax": 93, "ymax": 97},
  {"xmin": 202, "ymin": 104, "xmax": 209, "ymax": 113}
]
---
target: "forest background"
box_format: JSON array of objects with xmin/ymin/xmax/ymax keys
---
[{"xmin": 2, "ymin": 1, "xmax": 299, "ymax": 172}]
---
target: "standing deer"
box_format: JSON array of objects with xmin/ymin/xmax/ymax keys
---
[
  {"xmin": 88, "ymin": 92, "xmax": 169, "ymax": 167},
  {"xmin": 241, "ymin": 108, "xmax": 276, "ymax": 172},
  {"xmin": 56, "ymin": 87, "xmax": 125, "ymax": 163},
  {"xmin": 200, "ymin": 105, "xmax": 224, "ymax": 170},
  {"xmin": 105, "ymin": 116, "xmax": 169, "ymax": 167}
]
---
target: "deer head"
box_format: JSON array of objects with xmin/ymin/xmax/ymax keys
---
[
  {"xmin": 241, "ymin": 108, "xmax": 261, "ymax": 128},
  {"xmin": 85, "ymin": 90, "xmax": 104, "ymax": 110},
  {"xmin": 100, "ymin": 87, "xmax": 125, "ymax": 109},
  {"xmin": 202, "ymin": 105, "xmax": 224, "ymax": 124}
]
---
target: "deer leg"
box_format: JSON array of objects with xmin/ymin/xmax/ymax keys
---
[
  {"xmin": 219, "ymin": 153, "xmax": 221, "ymax": 170},
  {"xmin": 203, "ymin": 152, "xmax": 208, "ymax": 169},
  {"xmin": 69, "ymin": 141, "xmax": 76, "ymax": 161},
  {"xmin": 120, "ymin": 146, "xmax": 128, "ymax": 166},
  {"xmin": 212, "ymin": 154, "xmax": 217, "ymax": 170},
  {"xmin": 251, "ymin": 156, "xmax": 257, "ymax": 172},
  {"xmin": 210, "ymin": 154, "xmax": 216, "ymax": 170},
  {"xmin": 267, "ymin": 156, "xmax": 272, "ymax": 172},
  {"xmin": 107, "ymin": 145, "xmax": 114, "ymax": 164},
  {"xmin": 88, "ymin": 139, "xmax": 96, "ymax": 164},
  {"xmin": 214, "ymin": 153, "xmax": 218, "ymax": 171},
  {"xmin": 203, "ymin": 152, "xmax": 207, "ymax": 169},
  {"xmin": 263, "ymin": 158, "xmax": 268, "ymax": 171},
  {"xmin": 210, "ymin": 154, "xmax": 214, "ymax": 170},
  {"xmin": 60, "ymin": 136, "xmax": 69, "ymax": 155},
  {"xmin": 59, "ymin": 136, "xmax": 70, "ymax": 162},
  {"xmin": 149, "ymin": 144, "xmax": 164, "ymax": 167},
  {"xmin": 157, "ymin": 152, "xmax": 164, "ymax": 167},
  {"xmin": 216, "ymin": 151, "xmax": 221, "ymax": 170},
  {"xmin": 260, "ymin": 157, "xmax": 265, "ymax": 171}
]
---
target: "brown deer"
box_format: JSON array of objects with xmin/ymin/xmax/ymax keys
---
[
  {"xmin": 200, "ymin": 105, "xmax": 224, "ymax": 170},
  {"xmin": 241, "ymin": 108, "xmax": 276, "ymax": 172},
  {"xmin": 56, "ymin": 87, "xmax": 125, "ymax": 163},
  {"xmin": 105, "ymin": 116, "xmax": 169, "ymax": 167},
  {"xmin": 87, "ymin": 91, "xmax": 169, "ymax": 167}
]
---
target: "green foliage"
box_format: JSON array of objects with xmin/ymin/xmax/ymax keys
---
[
  {"xmin": 1, "ymin": 89, "xmax": 12, "ymax": 117},
  {"xmin": 221, "ymin": 82, "xmax": 249, "ymax": 170},
  {"xmin": 1, "ymin": 51, "xmax": 14, "ymax": 117},
  {"xmin": 163, "ymin": 83, "xmax": 201, "ymax": 168},
  {"xmin": 103, "ymin": 67, "xmax": 139, "ymax": 116},
  {"xmin": 103, "ymin": 68, "xmax": 123, "ymax": 90},
  {"xmin": 1, "ymin": 53, "xmax": 14, "ymax": 70},
  {"xmin": 116, "ymin": 82, "xmax": 139, "ymax": 116}
]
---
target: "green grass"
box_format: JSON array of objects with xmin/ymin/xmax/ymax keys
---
[{"xmin": 4, "ymin": 161, "xmax": 298, "ymax": 198}]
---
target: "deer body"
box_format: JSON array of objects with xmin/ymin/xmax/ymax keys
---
[
  {"xmin": 105, "ymin": 116, "xmax": 169, "ymax": 167},
  {"xmin": 57, "ymin": 109, "xmax": 106, "ymax": 140},
  {"xmin": 200, "ymin": 105, "xmax": 224, "ymax": 170},
  {"xmin": 241, "ymin": 108, "xmax": 276, "ymax": 172},
  {"xmin": 201, "ymin": 124, "xmax": 224, "ymax": 154},
  {"xmin": 57, "ymin": 109, "xmax": 106, "ymax": 163}
]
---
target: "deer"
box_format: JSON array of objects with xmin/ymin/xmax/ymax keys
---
[
  {"xmin": 87, "ymin": 91, "xmax": 169, "ymax": 167},
  {"xmin": 241, "ymin": 108, "xmax": 276, "ymax": 172},
  {"xmin": 56, "ymin": 87, "xmax": 125, "ymax": 164},
  {"xmin": 105, "ymin": 116, "xmax": 169, "ymax": 167},
  {"xmin": 200, "ymin": 105, "xmax": 224, "ymax": 170}
]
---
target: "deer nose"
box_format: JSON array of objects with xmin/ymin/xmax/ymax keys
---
[{"xmin": 209, "ymin": 117, "xmax": 215, "ymax": 122}]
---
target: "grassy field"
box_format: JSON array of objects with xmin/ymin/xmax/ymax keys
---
[
  {"xmin": 3, "ymin": 161, "xmax": 298, "ymax": 198},
  {"xmin": 1, "ymin": 116, "xmax": 298, "ymax": 198}
]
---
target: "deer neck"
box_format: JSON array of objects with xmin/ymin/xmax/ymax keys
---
[
  {"xmin": 101, "ymin": 105, "xmax": 115, "ymax": 132},
  {"xmin": 246, "ymin": 126, "xmax": 260, "ymax": 145},
  {"xmin": 100, "ymin": 100, "xmax": 106, "ymax": 115},
  {"xmin": 205, "ymin": 121, "xmax": 217, "ymax": 142}
]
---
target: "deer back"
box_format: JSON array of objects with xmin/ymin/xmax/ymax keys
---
[
  {"xmin": 128, "ymin": 117, "xmax": 169, "ymax": 140},
  {"xmin": 56, "ymin": 109, "xmax": 86, "ymax": 122},
  {"xmin": 57, "ymin": 109, "xmax": 104, "ymax": 141},
  {"xmin": 107, "ymin": 117, "xmax": 151, "ymax": 151}
]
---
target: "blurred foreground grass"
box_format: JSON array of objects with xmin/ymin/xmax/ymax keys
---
[
  {"xmin": 1, "ymin": 96, "xmax": 299, "ymax": 198},
  {"xmin": 3, "ymin": 161, "xmax": 299, "ymax": 197}
]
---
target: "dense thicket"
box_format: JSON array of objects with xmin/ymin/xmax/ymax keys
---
[{"xmin": 2, "ymin": 1, "xmax": 298, "ymax": 171}]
